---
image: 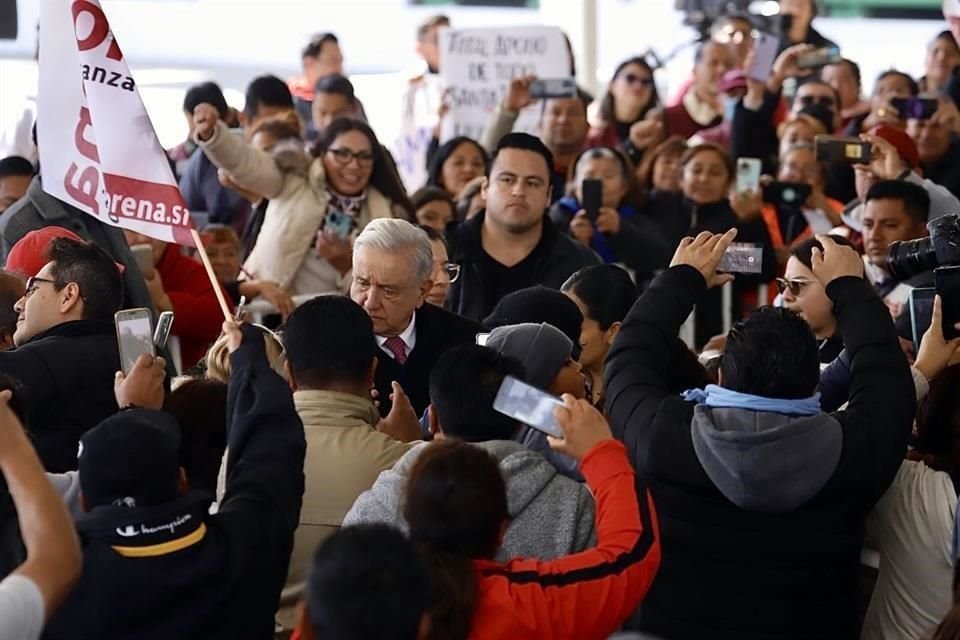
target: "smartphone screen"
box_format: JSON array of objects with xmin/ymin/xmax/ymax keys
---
[
  {"xmin": 492, "ymin": 375, "xmax": 565, "ymax": 439},
  {"xmin": 935, "ymin": 267, "xmax": 960, "ymax": 340},
  {"xmin": 116, "ymin": 308, "xmax": 155, "ymax": 375},
  {"xmin": 736, "ymin": 158, "xmax": 762, "ymax": 194},
  {"xmin": 529, "ymin": 77, "xmax": 577, "ymax": 99},
  {"xmin": 322, "ymin": 210, "xmax": 354, "ymax": 240},
  {"xmin": 797, "ymin": 46, "xmax": 842, "ymax": 70},
  {"xmin": 475, "ymin": 332, "xmax": 490, "ymax": 346},
  {"xmin": 909, "ymin": 287, "xmax": 936, "ymax": 347},
  {"xmin": 582, "ymin": 178, "xmax": 602, "ymax": 222},
  {"xmin": 153, "ymin": 311, "xmax": 174, "ymax": 351},
  {"xmin": 718, "ymin": 243, "xmax": 764, "ymax": 275},
  {"xmin": 748, "ymin": 33, "xmax": 779, "ymax": 82}
]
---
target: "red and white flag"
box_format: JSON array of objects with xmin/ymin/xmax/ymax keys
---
[{"xmin": 37, "ymin": 0, "xmax": 194, "ymax": 246}]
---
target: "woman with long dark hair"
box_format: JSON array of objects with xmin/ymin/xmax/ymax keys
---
[
  {"xmin": 404, "ymin": 396, "xmax": 660, "ymax": 640},
  {"xmin": 194, "ymin": 111, "xmax": 412, "ymax": 296},
  {"xmin": 426, "ymin": 136, "xmax": 489, "ymax": 198},
  {"xmin": 587, "ymin": 57, "xmax": 661, "ymax": 158}
]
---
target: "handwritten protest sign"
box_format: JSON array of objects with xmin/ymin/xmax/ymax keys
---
[{"xmin": 439, "ymin": 26, "xmax": 570, "ymax": 143}]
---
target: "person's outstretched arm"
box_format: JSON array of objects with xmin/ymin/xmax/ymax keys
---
[
  {"xmin": 474, "ymin": 398, "xmax": 660, "ymax": 640},
  {"xmin": 0, "ymin": 390, "xmax": 81, "ymax": 635}
]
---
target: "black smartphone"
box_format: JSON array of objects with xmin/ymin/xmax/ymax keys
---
[
  {"xmin": 890, "ymin": 97, "xmax": 938, "ymax": 121},
  {"xmin": 935, "ymin": 267, "xmax": 960, "ymax": 340},
  {"xmin": 762, "ymin": 181, "xmax": 812, "ymax": 207},
  {"xmin": 582, "ymin": 178, "xmax": 602, "ymax": 223},
  {"xmin": 909, "ymin": 287, "xmax": 936, "ymax": 347},
  {"xmin": 814, "ymin": 135, "xmax": 871, "ymax": 165}
]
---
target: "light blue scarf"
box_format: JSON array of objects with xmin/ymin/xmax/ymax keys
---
[{"xmin": 682, "ymin": 384, "xmax": 821, "ymax": 416}]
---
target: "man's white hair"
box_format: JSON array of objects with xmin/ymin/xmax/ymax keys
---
[{"xmin": 354, "ymin": 218, "xmax": 434, "ymax": 284}]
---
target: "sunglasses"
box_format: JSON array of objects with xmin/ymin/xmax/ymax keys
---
[
  {"xmin": 775, "ymin": 277, "xmax": 815, "ymax": 296},
  {"xmin": 798, "ymin": 95, "xmax": 836, "ymax": 108},
  {"xmin": 622, "ymin": 73, "xmax": 654, "ymax": 87}
]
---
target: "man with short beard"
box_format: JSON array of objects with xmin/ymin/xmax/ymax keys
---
[{"xmin": 444, "ymin": 133, "xmax": 599, "ymax": 321}]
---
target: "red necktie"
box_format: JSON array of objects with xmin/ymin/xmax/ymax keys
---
[{"xmin": 383, "ymin": 336, "xmax": 408, "ymax": 365}]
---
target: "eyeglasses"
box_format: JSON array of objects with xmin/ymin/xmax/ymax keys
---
[
  {"xmin": 775, "ymin": 277, "xmax": 815, "ymax": 296},
  {"xmin": 23, "ymin": 276, "xmax": 63, "ymax": 299},
  {"xmin": 326, "ymin": 147, "xmax": 375, "ymax": 167},
  {"xmin": 443, "ymin": 262, "xmax": 461, "ymax": 283},
  {"xmin": 622, "ymin": 73, "xmax": 654, "ymax": 87},
  {"xmin": 798, "ymin": 95, "xmax": 836, "ymax": 108}
]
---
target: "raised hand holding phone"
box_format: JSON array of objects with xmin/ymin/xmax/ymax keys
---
[
  {"xmin": 669, "ymin": 229, "xmax": 739, "ymax": 288},
  {"xmin": 915, "ymin": 294, "xmax": 960, "ymax": 381}
]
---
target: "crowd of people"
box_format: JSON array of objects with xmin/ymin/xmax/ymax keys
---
[{"xmin": 3, "ymin": 0, "xmax": 960, "ymax": 638}]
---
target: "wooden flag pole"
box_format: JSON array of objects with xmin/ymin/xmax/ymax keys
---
[{"xmin": 190, "ymin": 227, "xmax": 233, "ymax": 322}]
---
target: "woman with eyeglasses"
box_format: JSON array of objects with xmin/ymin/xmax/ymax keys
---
[
  {"xmin": 418, "ymin": 226, "xmax": 460, "ymax": 308},
  {"xmin": 587, "ymin": 57, "xmax": 661, "ymax": 160},
  {"xmin": 193, "ymin": 109, "xmax": 413, "ymax": 297},
  {"xmin": 549, "ymin": 147, "xmax": 672, "ymax": 284}
]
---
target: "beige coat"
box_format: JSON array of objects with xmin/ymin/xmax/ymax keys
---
[
  {"xmin": 195, "ymin": 121, "xmax": 398, "ymax": 292},
  {"xmin": 274, "ymin": 389, "xmax": 413, "ymax": 635}
]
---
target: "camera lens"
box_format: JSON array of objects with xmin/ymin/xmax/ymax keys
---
[{"xmin": 887, "ymin": 237, "xmax": 938, "ymax": 281}]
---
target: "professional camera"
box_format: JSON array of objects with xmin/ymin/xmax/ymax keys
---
[{"xmin": 887, "ymin": 214, "xmax": 960, "ymax": 281}]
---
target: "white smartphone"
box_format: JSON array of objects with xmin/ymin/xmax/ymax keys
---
[
  {"xmin": 493, "ymin": 375, "xmax": 565, "ymax": 438},
  {"xmin": 748, "ymin": 32, "xmax": 779, "ymax": 82},
  {"xmin": 736, "ymin": 158, "xmax": 762, "ymax": 194},
  {"xmin": 153, "ymin": 311, "xmax": 174, "ymax": 351},
  {"xmin": 115, "ymin": 308, "xmax": 155, "ymax": 375},
  {"xmin": 476, "ymin": 332, "xmax": 490, "ymax": 346}
]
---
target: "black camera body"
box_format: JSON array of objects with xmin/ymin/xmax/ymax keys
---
[{"xmin": 887, "ymin": 214, "xmax": 960, "ymax": 282}]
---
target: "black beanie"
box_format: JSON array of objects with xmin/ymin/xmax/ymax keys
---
[{"xmin": 481, "ymin": 286, "xmax": 584, "ymax": 360}]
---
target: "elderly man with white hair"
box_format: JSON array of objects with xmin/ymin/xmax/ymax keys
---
[{"xmin": 350, "ymin": 218, "xmax": 479, "ymax": 417}]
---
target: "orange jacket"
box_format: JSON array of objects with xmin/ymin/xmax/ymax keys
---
[
  {"xmin": 468, "ymin": 439, "xmax": 660, "ymax": 640},
  {"xmin": 292, "ymin": 440, "xmax": 660, "ymax": 640}
]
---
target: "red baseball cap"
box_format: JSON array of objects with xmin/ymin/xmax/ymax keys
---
[
  {"xmin": 867, "ymin": 124, "xmax": 920, "ymax": 170},
  {"xmin": 5, "ymin": 226, "xmax": 125, "ymax": 278}
]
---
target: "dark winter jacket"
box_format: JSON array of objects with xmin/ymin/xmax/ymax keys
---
[{"xmin": 604, "ymin": 266, "xmax": 915, "ymax": 639}]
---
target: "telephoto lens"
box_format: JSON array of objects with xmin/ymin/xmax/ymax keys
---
[{"xmin": 887, "ymin": 214, "xmax": 960, "ymax": 282}]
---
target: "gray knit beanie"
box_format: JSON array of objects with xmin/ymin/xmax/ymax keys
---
[{"xmin": 485, "ymin": 323, "xmax": 573, "ymax": 390}]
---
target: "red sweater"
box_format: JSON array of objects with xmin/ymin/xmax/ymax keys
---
[
  {"xmin": 468, "ymin": 439, "xmax": 660, "ymax": 640},
  {"xmin": 156, "ymin": 244, "xmax": 231, "ymax": 368}
]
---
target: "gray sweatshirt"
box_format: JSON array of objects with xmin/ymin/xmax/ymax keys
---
[{"xmin": 344, "ymin": 439, "xmax": 596, "ymax": 560}]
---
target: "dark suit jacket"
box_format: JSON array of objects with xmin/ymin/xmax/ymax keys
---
[{"xmin": 374, "ymin": 303, "xmax": 479, "ymax": 417}]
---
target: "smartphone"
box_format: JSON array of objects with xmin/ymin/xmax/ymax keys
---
[
  {"xmin": 130, "ymin": 244, "xmax": 153, "ymax": 275},
  {"xmin": 797, "ymin": 46, "xmax": 842, "ymax": 70},
  {"xmin": 735, "ymin": 158, "xmax": 762, "ymax": 194},
  {"xmin": 935, "ymin": 267, "xmax": 960, "ymax": 340},
  {"xmin": 762, "ymin": 181, "xmax": 812, "ymax": 207},
  {"xmin": 529, "ymin": 77, "xmax": 577, "ymax": 99},
  {"xmin": 718, "ymin": 243, "xmax": 764, "ymax": 275},
  {"xmin": 909, "ymin": 287, "xmax": 936, "ymax": 347},
  {"xmin": 475, "ymin": 332, "xmax": 490, "ymax": 346},
  {"xmin": 322, "ymin": 210, "xmax": 354, "ymax": 240},
  {"xmin": 890, "ymin": 97, "xmax": 938, "ymax": 121},
  {"xmin": 747, "ymin": 32, "xmax": 780, "ymax": 82},
  {"xmin": 492, "ymin": 375, "xmax": 565, "ymax": 439},
  {"xmin": 814, "ymin": 135, "xmax": 871, "ymax": 165},
  {"xmin": 153, "ymin": 311, "xmax": 174, "ymax": 351},
  {"xmin": 115, "ymin": 308, "xmax": 155, "ymax": 375},
  {"xmin": 582, "ymin": 178, "xmax": 602, "ymax": 222}
]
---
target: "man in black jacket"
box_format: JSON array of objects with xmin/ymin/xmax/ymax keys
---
[
  {"xmin": 44, "ymin": 321, "xmax": 306, "ymax": 639},
  {"xmin": 351, "ymin": 218, "xmax": 478, "ymax": 417},
  {"xmin": 0, "ymin": 237, "xmax": 122, "ymax": 472},
  {"xmin": 605, "ymin": 230, "xmax": 915, "ymax": 639},
  {"xmin": 445, "ymin": 132, "xmax": 599, "ymax": 321}
]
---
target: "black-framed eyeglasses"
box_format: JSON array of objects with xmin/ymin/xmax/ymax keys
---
[
  {"xmin": 622, "ymin": 73, "xmax": 654, "ymax": 87},
  {"xmin": 775, "ymin": 277, "xmax": 814, "ymax": 296},
  {"xmin": 326, "ymin": 147, "xmax": 375, "ymax": 167},
  {"xmin": 23, "ymin": 276, "xmax": 63, "ymax": 299},
  {"xmin": 798, "ymin": 95, "xmax": 836, "ymax": 108}
]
